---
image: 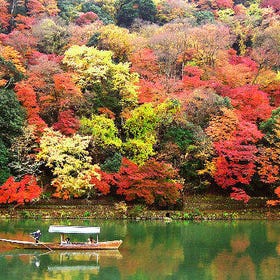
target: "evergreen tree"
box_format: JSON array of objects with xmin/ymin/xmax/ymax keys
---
[{"xmin": 116, "ymin": 0, "xmax": 157, "ymax": 27}]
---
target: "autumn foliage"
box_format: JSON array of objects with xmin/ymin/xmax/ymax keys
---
[
  {"xmin": 266, "ymin": 187, "xmax": 280, "ymax": 207},
  {"xmin": 15, "ymin": 81, "xmax": 47, "ymax": 133},
  {"xmin": 93, "ymin": 158, "xmax": 183, "ymax": 206},
  {"xmin": 114, "ymin": 158, "xmax": 182, "ymax": 206},
  {"xmin": 0, "ymin": 0, "xmax": 10, "ymax": 29},
  {"xmin": 53, "ymin": 110, "xmax": 80, "ymax": 136},
  {"xmin": 0, "ymin": 0, "xmax": 279, "ymax": 207},
  {"xmin": 0, "ymin": 175, "xmax": 42, "ymax": 206}
]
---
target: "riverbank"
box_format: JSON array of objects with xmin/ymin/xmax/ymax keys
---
[{"xmin": 0, "ymin": 195, "xmax": 279, "ymax": 220}]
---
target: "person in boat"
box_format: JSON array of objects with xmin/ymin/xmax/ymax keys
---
[
  {"xmin": 30, "ymin": 229, "xmax": 41, "ymax": 243},
  {"xmin": 88, "ymin": 236, "xmax": 95, "ymax": 244},
  {"xmin": 61, "ymin": 237, "xmax": 71, "ymax": 244}
]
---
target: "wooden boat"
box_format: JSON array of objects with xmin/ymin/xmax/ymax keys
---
[{"xmin": 0, "ymin": 225, "xmax": 123, "ymax": 250}]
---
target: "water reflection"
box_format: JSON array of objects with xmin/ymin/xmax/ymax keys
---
[
  {"xmin": 0, "ymin": 220, "xmax": 279, "ymax": 280},
  {"xmin": 0, "ymin": 250, "xmax": 122, "ymax": 279}
]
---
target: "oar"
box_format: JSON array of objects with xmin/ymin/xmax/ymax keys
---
[
  {"xmin": 39, "ymin": 242, "xmax": 54, "ymax": 252},
  {"xmin": 30, "ymin": 236, "xmax": 54, "ymax": 252}
]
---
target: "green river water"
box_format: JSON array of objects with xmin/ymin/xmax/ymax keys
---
[{"xmin": 0, "ymin": 219, "xmax": 279, "ymax": 280}]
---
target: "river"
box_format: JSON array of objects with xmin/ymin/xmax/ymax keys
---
[{"xmin": 0, "ymin": 219, "xmax": 279, "ymax": 279}]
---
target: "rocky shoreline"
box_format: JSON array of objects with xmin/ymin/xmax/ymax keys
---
[{"xmin": 0, "ymin": 195, "xmax": 279, "ymax": 221}]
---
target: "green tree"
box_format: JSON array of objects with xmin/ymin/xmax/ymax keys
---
[
  {"xmin": 0, "ymin": 140, "xmax": 10, "ymax": 185},
  {"xmin": 82, "ymin": 1, "xmax": 114, "ymax": 24},
  {"xmin": 115, "ymin": 0, "xmax": 157, "ymax": 27},
  {"xmin": 57, "ymin": 0, "xmax": 83, "ymax": 22},
  {"xmin": 138, "ymin": 0, "xmax": 157, "ymax": 22},
  {"xmin": 123, "ymin": 103, "xmax": 158, "ymax": 164},
  {"xmin": 257, "ymin": 108, "xmax": 280, "ymax": 186},
  {"xmin": 80, "ymin": 114, "xmax": 122, "ymax": 164},
  {"xmin": 0, "ymin": 89, "xmax": 25, "ymax": 146},
  {"xmin": 101, "ymin": 152, "xmax": 122, "ymax": 173},
  {"xmin": 194, "ymin": 10, "xmax": 215, "ymax": 25},
  {"xmin": 0, "ymin": 89, "xmax": 25, "ymax": 184},
  {"xmin": 159, "ymin": 122, "xmax": 213, "ymax": 193},
  {"xmin": 123, "ymin": 100, "xmax": 181, "ymax": 165}
]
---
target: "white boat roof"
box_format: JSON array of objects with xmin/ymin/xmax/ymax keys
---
[{"xmin": 48, "ymin": 225, "xmax": 100, "ymax": 234}]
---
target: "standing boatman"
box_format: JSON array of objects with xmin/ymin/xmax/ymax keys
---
[{"xmin": 30, "ymin": 229, "xmax": 41, "ymax": 243}]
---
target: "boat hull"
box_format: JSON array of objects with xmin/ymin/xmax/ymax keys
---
[{"xmin": 0, "ymin": 238, "xmax": 122, "ymax": 250}]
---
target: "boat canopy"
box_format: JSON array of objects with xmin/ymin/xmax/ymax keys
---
[{"xmin": 48, "ymin": 225, "xmax": 100, "ymax": 234}]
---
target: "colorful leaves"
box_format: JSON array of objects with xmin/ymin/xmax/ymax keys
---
[
  {"xmin": 266, "ymin": 187, "xmax": 280, "ymax": 207},
  {"xmin": 37, "ymin": 128, "xmax": 100, "ymax": 199},
  {"xmin": 0, "ymin": 175, "xmax": 42, "ymax": 205},
  {"xmin": 0, "ymin": 0, "xmax": 279, "ymax": 207},
  {"xmin": 0, "ymin": 0, "xmax": 10, "ymax": 29},
  {"xmin": 207, "ymin": 109, "xmax": 262, "ymax": 191},
  {"xmin": 230, "ymin": 187, "xmax": 250, "ymax": 204},
  {"xmin": 53, "ymin": 110, "xmax": 80, "ymax": 136},
  {"xmin": 113, "ymin": 158, "xmax": 182, "ymax": 206},
  {"xmin": 80, "ymin": 114, "xmax": 122, "ymax": 148},
  {"xmin": 15, "ymin": 81, "xmax": 47, "ymax": 133}
]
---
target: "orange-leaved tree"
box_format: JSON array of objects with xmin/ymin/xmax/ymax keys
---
[
  {"xmin": 27, "ymin": 0, "xmax": 60, "ymax": 17},
  {"xmin": 0, "ymin": 45, "xmax": 26, "ymax": 87},
  {"xmin": 266, "ymin": 187, "xmax": 280, "ymax": 207},
  {"xmin": 0, "ymin": 175, "xmax": 42, "ymax": 206},
  {"xmin": 219, "ymin": 85, "xmax": 272, "ymax": 123},
  {"xmin": 0, "ymin": 0, "xmax": 10, "ymax": 30},
  {"xmin": 129, "ymin": 48, "xmax": 168, "ymax": 103},
  {"xmin": 15, "ymin": 81, "xmax": 47, "ymax": 134}
]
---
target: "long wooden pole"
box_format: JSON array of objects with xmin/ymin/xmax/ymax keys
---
[{"xmin": 30, "ymin": 236, "xmax": 53, "ymax": 251}]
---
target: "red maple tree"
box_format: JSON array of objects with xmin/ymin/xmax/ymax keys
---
[
  {"xmin": 75, "ymin": 12, "xmax": 99, "ymax": 26},
  {"xmin": 15, "ymin": 81, "xmax": 47, "ymax": 134},
  {"xmin": 0, "ymin": 175, "xmax": 42, "ymax": 206},
  {"xmin": 53, "ymin": 110, "xmax": 80, "ymax": 136},
  {"xmin": 223, "ymin": 86, "xmax": 272, "ymax": 122},
  {"xmin": 230, "ymin": 187, "xmax": 250, "ymax": 204},
  {"xmin": 112, "ymin": 158, "xmax": 182, "ymax": 206},
  {"xmin": 91, "ymin": 158, "xmax": 182, "ymax": 206}
]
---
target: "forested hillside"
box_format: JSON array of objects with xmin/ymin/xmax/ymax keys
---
[{"xmin": 0, "ymin": 0, "xmax": 279, "ymax": 208}]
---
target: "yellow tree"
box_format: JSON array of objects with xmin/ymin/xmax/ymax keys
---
[
  {"xmin": 63, "ymin": 45, "xmax": 139, "ymax": 115},
  {"xmin": 186, "ymin": 24, "xmax": 232, "ymax": 67},
  {"xmin": 0, "ymin": 44, "xmax": 26, "ymax": 87},
  {"xmin": 37, "ymin": 128, "xmax": 101, "ymax": 199},
  {"xmin": 98, "ymin": 24, "xmax": 136, "ymax": 62}
]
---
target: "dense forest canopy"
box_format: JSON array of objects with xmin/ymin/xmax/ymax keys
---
[{"xmin": 0, "ymin": 0, "xmax": 280, "ymax": 207}]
